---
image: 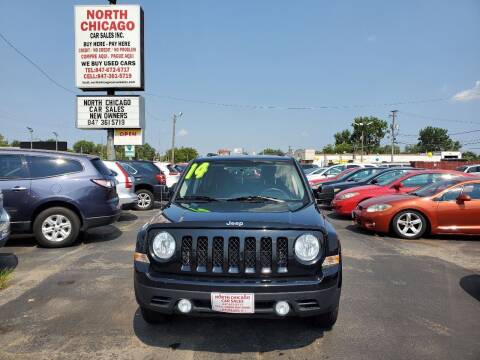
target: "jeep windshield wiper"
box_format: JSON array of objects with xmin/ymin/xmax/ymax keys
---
[
  {"xmin": 226, "ymin": 195, "xmax": 285, "ymax": 203},
  {"xmin": 175, "ymin": 195, "xmax": 220, "ymax": 202}
]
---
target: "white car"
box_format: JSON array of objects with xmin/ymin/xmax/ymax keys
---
[
  {"xmin": 154, "ymin": 162, "xmax": 181, "ymax": 189},
  {"xmin": 306, "ymin": 163, "xmax": 375, "ymax": 182},
  {"xmin": 103, "ymin": 161, "xmax": 137, "ymax": 208},
  {"xmin": 457, "ymin": 164, "xmax": 480, "ymax": 175}
]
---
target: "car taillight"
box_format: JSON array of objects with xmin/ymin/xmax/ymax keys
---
[
  {"xmin": 91, "ymin": 179, "xmax": 115, "ymax": 188},
  {"xmin": 155, "ymin": 173, "xmax": 166, "ymax": 185},
  {"xmin": 115, "ymin": 162, "xmax": 132, "ymax": 188}
]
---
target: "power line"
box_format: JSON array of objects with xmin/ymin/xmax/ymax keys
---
[
  {"xmin": 144, "ymin": 92, "xmax": 453, "ymax": 111},
  {"xmin": 399, "ymin": 111, "xmax": 480, "ymax": 125},
  {"xmin": 0, "ymin": 31, "xmax": 76, "ymax": 95}
]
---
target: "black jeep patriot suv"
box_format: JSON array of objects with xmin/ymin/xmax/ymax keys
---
[{"xmin": 134, "ymin": 156, "xmax": 342, "ymax": 327}]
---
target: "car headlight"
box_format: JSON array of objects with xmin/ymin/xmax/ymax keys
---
[
  {"xmin": 366, "ymin": 204, "xmax": 392, "ymax": 212},
  {"xmin": 334, "ymin": 188, "xmax": 341, "ymax": 193},
  {"xmin": 338, "ymin": 192, "xmax": 359, "ymax": 200},
  {"xmin": 152, "ymin": 231, "xmax": 176, "ymax": 260},
  {"xmin": 294, "ymin": 234, "xmax": 321, "ymax": 262}
]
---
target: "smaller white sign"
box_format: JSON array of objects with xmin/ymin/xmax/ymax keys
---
[
  {"xmin": 76, "ymin": 95, "xmax": 144, "ymax": 129},
  {"xmin": 124, "ymin": 145, "xmax": 135, "ymax": 157},
  {"xmin": 211, "ymin": 293, "xmax": 255, "ymax": 314},
  {"xmin": 114, "ymin": 128, "xmax": 144, "ymax": 146}
]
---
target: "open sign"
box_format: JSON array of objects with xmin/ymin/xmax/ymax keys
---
[{"xmin": 114, "ymin": 128, "xmax": 144, "ymax": 146}]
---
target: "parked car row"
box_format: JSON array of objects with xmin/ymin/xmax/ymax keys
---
[
  {"xmin": 0, "ymin": 148, "xmax": 187, "ymax": 248},
  {"xmin": 310, "ymin": 163, "xmax": 480, "ymax": 239}
]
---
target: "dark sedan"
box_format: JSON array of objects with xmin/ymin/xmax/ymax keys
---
[{"xmin": 315, "ymin": 167, "xmax": 418, "ymax": 205}]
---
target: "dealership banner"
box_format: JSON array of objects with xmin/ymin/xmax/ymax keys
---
[
  {"xmin": 74, "ymin": 5, "xmax": 144, "ymax": 90},
  {"xmin": 114, "ymin": 128, "xmax": 144, "ymax": 146},
  {"xmin": 76, "ymin": 95, "xmax": 145, "ymax": 129}
]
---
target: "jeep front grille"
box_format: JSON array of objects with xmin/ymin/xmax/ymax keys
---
[{"xmin": 180, "ymin": 235, "xmax": 290, "ymax": 274}]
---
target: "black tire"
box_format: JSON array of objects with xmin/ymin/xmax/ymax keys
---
[
  {"xmin": 309, "ymin": 307, "xmax": 339, "ymax": 329},
  {"xmin": 134, "ymin": 189, "xmax": 155, "ymax": 211},
  {"xmin": 33, "ymin": 207, "xmax": 80, "ymax": 248},
  {"xmin": 392, "ymin": 210, "xmax": 427, "ymax": 240},
  {"xmin": 140, "ymin": 307, "xmax": 170, "ymax": 324}
]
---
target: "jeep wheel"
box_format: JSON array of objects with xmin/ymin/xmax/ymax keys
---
[
  {"xmin": 309, "ymin": 307, "xmax": 339, "ymax": 329},
  {"xmin": 33, "ymin": 207, "xmax": 80, "ymax": 248},
  {"xmin": 140, "ymin": 307, "xmax": 170, "ymax": 324},
  {"xmin": 135, "ymin": 189, "xmax": 154, "ymax": 211},
  {"xmin": 392, "ymin": 210, "xmax": 427, "ymax": 239}
]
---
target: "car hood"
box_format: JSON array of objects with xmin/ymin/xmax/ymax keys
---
[
  {"xmin": 359, "ymin": 194, "xmax": 415, "ymax": 207},
  {"xmin": 146, "ymin": 202, "xmax": 326, "ymax": 230},
  {"xmin": 339, "ymin": 184, "xmax": 382, "ymax": 194},
  {"xmin": 324, "ymin": 179, "xmax": 368, "ymax": 190}
]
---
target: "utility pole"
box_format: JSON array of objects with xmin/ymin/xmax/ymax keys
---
[
  {"xmin": 170, "ymin": 112, "xmax": 183, "ymax": 164},
  {"xmin": 106, "ymin": 0, "xmax": 116, "ymax": 160},
  {"xmin": 53, "ymin": 131, "xmax": 59, "ymax": 151},
  {"xmin": 390, "ymin": 110, "xmax": 398, "ymax": 162}
]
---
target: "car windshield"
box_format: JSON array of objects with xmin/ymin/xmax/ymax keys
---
[
  {"xmin": 348, "ymin": 167, "xmax": 383, "ymax": 182},
  {"xmin": 176, "ymin": 160, "xmax": 309, "ymax": 210},
  {"xmin": 371, "ymin": 170, "xmax": 409, "ymax": 186},
  {"xmin": 412, "ymin": 178, "xmax": 465, "ymax": 197}
]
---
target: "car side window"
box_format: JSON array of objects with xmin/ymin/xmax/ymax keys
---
[
  {"xmin": 120, "ymin": 163, "xmax": 138, "ymax": 175},
  {"xmin": 0, "ymin": 154, "xmax": 28, "ymax": 179},
  {"xmin": 26, "ymin": 156, "xmax": 83, "ymax": 178},
  {"xmin": 462, "ymin": 183, "xmax": 480, "ymax": 200},
  {"xmin": 401, "ymin": 174, "xmax": 432, "ymax": 187},
  {"xmin": 326, "ymin": 167, "xmax": 342, "ymax": 176},
  {"xmin": 439, "ymin": 186, "xmax": 462, "ymax": 201}
]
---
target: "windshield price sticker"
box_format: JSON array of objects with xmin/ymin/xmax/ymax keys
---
[
  {"xmin": 185, "ymin": 162, "xmax": 210, "ymax": 180},
  {"xmin": 211, "ymin": 293, "xmax": 255, "ymax": 314}
]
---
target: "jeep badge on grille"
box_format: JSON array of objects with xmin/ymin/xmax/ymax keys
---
[{"xmin": 226, "ymin": 221, "xmax": 244, "ymax": 227}]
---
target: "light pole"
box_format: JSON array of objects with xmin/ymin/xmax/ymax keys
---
[
  {"xmin": 53, "ymin": 131, "xmax": 59, "ymax": 151},
  {"xmin": 171, "ymin": 112, "xmax": 183, "ymax": 164},
  {"xmin": 353, "ymin": 121, "xmax": 372, "ymax": 163},
  {"xmin": 27, "ymin": 127, "xmax": 34, "ymax": 149}
]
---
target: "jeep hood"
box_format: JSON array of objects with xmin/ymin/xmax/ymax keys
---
[{"xmin": 147, "ymin": 202, "xmax": 326, "ymax": 230}]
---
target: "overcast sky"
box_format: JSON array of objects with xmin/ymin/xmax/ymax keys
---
[{"xmin": 1, "ymin": 0, "xmax": 479, "ymax": 155}]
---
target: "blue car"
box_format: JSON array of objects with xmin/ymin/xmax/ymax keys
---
[
  {"xmin": 0, "ymin": 149, "xmax": 121, "ymax": 248},
  {"xmin": 0, "ymin": 192, "xmax": 10, "ymax": 247}
]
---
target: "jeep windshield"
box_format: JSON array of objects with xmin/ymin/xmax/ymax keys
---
[{"xmin": 175, "ymin": 159, "xmax": 310, "ymax": 211}]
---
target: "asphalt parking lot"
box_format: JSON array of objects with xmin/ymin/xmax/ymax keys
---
[{"xmin": 0, "ymin": 207, "xmax": 479, "ymax": 360}]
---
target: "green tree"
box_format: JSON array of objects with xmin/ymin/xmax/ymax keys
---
[
  {"xmin": 334, "ymin": 130, "xmax": 352, "ymax": 145},
  {"xmin": 136, "ymin": 143, "xmax": 157, "ymax": 160},
  {"xmin": 0, "ymin": 133, "xmax": 8, "ymax": 147},
  {"xmin": 9, "ymin": 140, "xmax": 20, "ymax": 147},
  {"xmin": 73, "ymin": 140, "xmax": 96, "ymax": 154},
  {"xmin": 259, "ymin": 148, "xmax": 285, "ymax": 156},
  {"xmin": 462, "ymin": 151, "xmax": 479, "ymax": 161},
  {"xmin": 322, "ymin": 144, "xmax": 336, "ymax": 154},
  {"xmin": 164, "ymin": 147, "xmax": 198, "ymax": 163},
  {"xmin": 417, "ymin": 127, "xmax": 461, "ymax": 152},
  {"xmin": 351, "ymin": 117, "xmax": 388, "ymax": 154}
]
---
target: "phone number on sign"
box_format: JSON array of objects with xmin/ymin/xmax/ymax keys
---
[
  {"xmin": 83, "ymin": 73, "xmax": 132, "ymax": 79},
  {"xmin": 87, "ymin": 119, "xmax": 126, "ymax": 126}
]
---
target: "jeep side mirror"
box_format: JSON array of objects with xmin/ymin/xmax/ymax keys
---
[{"xmin": 456, "ymin": 193, "xmax": 471, "ymax": 204}]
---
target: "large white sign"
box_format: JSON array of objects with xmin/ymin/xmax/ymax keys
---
[
  {"xmin": 114, "ymin": 128, "xmax": 144, "ymax": 146},
  {"xmin": 76, "ymin": 95, "xmax": 145, "ymax": 129},
  {"xmin": 74, "ymin": 5, "xmax": 144, "ymax": 90}
]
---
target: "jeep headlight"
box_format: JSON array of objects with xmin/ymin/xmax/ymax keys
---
[
  {"xmin": 0, "ymin": 211, "xmax": 9, "ymax": 232},
  {"xmin": 294, "ymin": 234, "xmax": 320, "ymax": 262},
  {"xmin": 152, "ymin": 231, "xmax": 176, "ymax": 260},
  {"xmin": 334, "ymin": 188, "xmax": 341, "ymax": 193},
  {"xmin": 338, "ymin": 192, "xmax": 359, "ymax": 200},
  {"xmin": 366, "ymin": 204, "xmax": 392, "ymax": 212}
]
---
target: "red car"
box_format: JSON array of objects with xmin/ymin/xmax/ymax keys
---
[
  {"xmin": 331, "ymin": 169, "xmax": 472, "ymax": 216},
  {"xmin": 308, "ymin": 168, "xmax": 355, "ymax": 186},
  {"xmin": 352, "ymin": 178, "xmax": 480, "ymax": 239}
]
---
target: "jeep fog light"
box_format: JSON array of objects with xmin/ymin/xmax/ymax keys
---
[
  {"xmin": 275, "ymin": 301, "xmax": 290, "ymax": 316},
  {"xmin": 177, "ymin": 299, "xmax": 192, "ymax": 313},
  {"xmin": 152, "ymin": 231, "xmax": 176, "ymax": 260}
]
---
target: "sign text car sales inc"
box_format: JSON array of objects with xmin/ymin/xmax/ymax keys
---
[{"xmin": 74, "ymin": 4, "xmax": 145, "ymax": 147}]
